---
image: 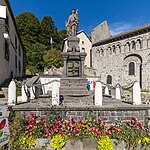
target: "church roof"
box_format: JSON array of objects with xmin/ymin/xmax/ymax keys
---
[{"xmin": 93, "ymin": 24, "xmax": 150, "ymax": 46}]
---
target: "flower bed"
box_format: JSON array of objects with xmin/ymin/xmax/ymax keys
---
[{"xmin": 2, "ymin": 113, "xmax": 150, "ymax": 150}]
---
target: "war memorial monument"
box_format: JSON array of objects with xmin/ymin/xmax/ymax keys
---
[{"xmin": 7, "ymin": 10, "xmax": 149, "ymax": 146}]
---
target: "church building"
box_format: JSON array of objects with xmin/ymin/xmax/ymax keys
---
[{"xmin": 92, "ymin": 21, "xmax": 150, "ymax": 89}]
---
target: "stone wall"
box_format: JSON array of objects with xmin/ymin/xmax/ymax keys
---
[
  {"xmin": 17, "ymin": 107, "xmax": 150, "ymax": 127},
  {"xmin": 91, "ymin": 21, "xmax": 110, "ymax": 43}
]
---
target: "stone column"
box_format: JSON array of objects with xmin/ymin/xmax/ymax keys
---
[
  {"xmin": 62, "ymin": 53, "xmax": 68, "ymax": 77},
  {"xmin": 80, "ymin": 55, "xmax": 86, "ymax": 78},
  {"xmin": 63, "ymin": 59, "xmax": 67, "ymax": 77}
]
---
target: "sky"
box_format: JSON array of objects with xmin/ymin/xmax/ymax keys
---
[{"xmin": 9, "ymin": 0, "xmax": 150, "ymax": 36}]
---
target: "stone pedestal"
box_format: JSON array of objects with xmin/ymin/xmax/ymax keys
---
[{"xmin": 62, "ymin": 37, "xmax": 87, "ymax": 78}]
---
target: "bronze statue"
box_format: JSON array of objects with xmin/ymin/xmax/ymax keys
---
[{"xmin": 66, "ymin": 9, "xmax": 79, "ymax": 37}]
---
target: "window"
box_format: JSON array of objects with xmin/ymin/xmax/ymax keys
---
[
  {"xmin": 108, "ymin": 47, "xmax": 112, "ymax": 55},
  {"xmin": 116, "ymin": 44, "xmax": 121, "ymax": 53},
  {"xmin": 137, "ymin": 39, "xmax": 142, "ymax": 50},
  {"xmin": 19, "ymin": 45, "xmax": 21, "ymax": 56},
  {"xmin": 19, "ymin": 60, "xmax": 21, "ymax": 72},
  {"xmin": 125, "ymin": 42, "xmax": 130, "ymax": 51},
  {"xmin": 4, "ymin": 39, "xmax": 9, "ymax": 61},
  {"xmin": 82, "ymin": 41, "xmax": 84, "ymax": 45},
  {"xmin": 131, "ymin": 41, "xmax": 136, "ymax": 50},
  {"xmin": 15, "ymin": 35, "xmax": 17, "ymax": 49},
  {"xmin": 96, "ymin": 49, "xmax": 100, "ymax": 57},
  {"xmin": 112, "ymin": 45, "xmax": 116, "ymax": 54},
  {"xmin": 129, "ymin": 62, "xmax": 135, "ymax": 75},
  {"xmin": 15, "ymin": 55, "xmax": 17, "ymax": 68},
  {"xmin": 107, "ymin": 75, "xmax": 112, "ymax": 84},
  {"xmin": 100, "ymin": 49, "xmax": 104, "ymax": 56}
]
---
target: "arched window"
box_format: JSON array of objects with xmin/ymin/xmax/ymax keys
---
[
  {"xmin": 100, "ymin": 49, "xmax": 104, "ymax": 56},
  {"xmin": 95, "ymin": 49, "xmax": 100, "ymax": 57},
  {"xmin": 125, "ymin": 42, "xmax": 130, "ymax": 51},
  {"xmin": 116, "ymin": 44, "xmax": 121, "ymax": 53},
  {"xmin": 129, "ymin": 62, "xmax": 135, "ymax": 75},
  {"xmin": 131, "ymin": 41, "xmax": 136, "ymax": 50},
  {"xmin": 112, "ymin": 45, "xmax": 116, "ymax": 54},
  {"xmin": 136, "ymin": 39, "xmax": 142, "ymax": 50},
  {"xmin": 108, "ymin": 47, "xmax": 112, "ymax": 55},
  {"xmin": 107, "ymin": 75, "xmax": 112, "ymax": 84}
]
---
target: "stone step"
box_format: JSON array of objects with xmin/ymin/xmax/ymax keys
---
[
  {"xmin": 60, "ymin": 86, "xmax": 87, "ymax": 91},
  {"xmin": 46, "ymin": 89, "xmax": 91, "ymax": 96}
]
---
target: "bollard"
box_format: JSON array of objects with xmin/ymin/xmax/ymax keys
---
[
  {"xmin": 94, "ymin": 82, "xmax": 102, "ymax": 106},
  {"xmin": 30, "ymin": 86, "xmax": 35, "ymax": 99},
  {"xmin": 116, "ymin": 84, "xmax": 121, "ymax": 99},
  {"xmin": 52, "ymin": 81, "xmax": 60, "ymax": 106},
  {"xmin": 132, "ymin": 82, "xmax": 141, "ymax": 105},
  {"xmin": 104, "ymin": 86, "xmax": 109, "ymax": 95},
  {"xmin": 22, "ymin": 84, "xmax": 28, "ymax": 102},
  {"xmin": 8, "ymin": 80, "xmax": 16, "ymax": 105}
]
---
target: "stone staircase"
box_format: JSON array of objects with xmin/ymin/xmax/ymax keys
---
[{"xmin": 60, "ymin": 78, "xmax": 89, "ymax": 96}]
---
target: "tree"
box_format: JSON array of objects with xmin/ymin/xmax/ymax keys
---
[
  {"xmin": 15, "ymin": 12, "xmax": 65, "ymax": 74},
  {"xmin": 27, "ymin": 43, "xmax": 46, "ymax": 74},
  {"xmin": 16, "ymin": 12, "xmax": 41, "ymax": 47},
  {"xmin": 43, "ymin": 48, "xmax": 63, "ymax": 68},
  {"xmin": 40, "ymin": 16, "xmax": 58, "ymax": 48},
  {"xmin": 56, "ymin": 30, "xmax": 67, "ymax": 50}
]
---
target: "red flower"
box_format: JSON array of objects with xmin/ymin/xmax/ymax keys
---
[
  {"xmin": 39, "ymin": 117, "xmax": 45, "ymax": 121},
  {"xmin": 131, "ymin": 117, "xmax": 137, "ymax": 122},
  {"xmin": 98, "ymin": 119, "xmax": 106, "ymax": 125},
  {"xmin": 78, "ymin": 120, "xmax": 83, "ymax": 124},
  {"xmin": 137, "ymin": 122, "xmax": 144, "ymax": 129},
  {"xmin": 106, "ymin": 130, "xmax": 111, "ymax": 135},
  {"xmin": 30, "ymin": 113, "xmax": 35, "ymax": 117}
]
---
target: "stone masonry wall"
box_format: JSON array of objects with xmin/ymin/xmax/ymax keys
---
[{"xmin": 18, "ymin": 108, "xmax": 150, "ymax": 127}]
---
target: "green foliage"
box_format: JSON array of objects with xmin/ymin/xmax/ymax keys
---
[
  {"xmin": 40, "ymin": 16, "xmax": 58, "ymax": 48},
  {"xmin": 43, "ymin": 48, "xmax": 63, "ymax": 68},
  {"xmin": 8, "ymin": 113, "xmax": 26, "ymax": 149},
  {"xmin": 27, "ymin": 43, "xmax": 46, "ymax": 74},
  {"xmin": 97, "ymin": 135, "xmax": 113, "ymax": 150},
  {"xmin": 50, "ymin": 134, "xmax": 66, "ymax": 150},
  {"xmin": 16, "ymin": 12, "xmax": 41, "ymax": 46},
  {"xmin": 16, "ymin": 12, "xmax": 66, "ymax": 74},
  {"xmin": 110, "ymin": 117, "xmax": 150, "ymax": 150}
]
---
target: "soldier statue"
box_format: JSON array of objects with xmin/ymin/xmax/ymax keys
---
[{"xmin": 66, "ymin": 9, "xmax": 79, "ymax": 37}]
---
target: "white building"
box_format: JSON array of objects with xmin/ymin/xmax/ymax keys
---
[
  {"xmin": 63, "ymin": 30, "xmax": 92, "ymax": 68},
  {"xmin": 0, "ymin": 0, "xmax": 26, "ymax": 85}
]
